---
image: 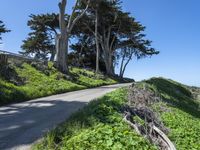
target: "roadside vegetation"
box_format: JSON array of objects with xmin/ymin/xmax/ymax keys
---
[
  {"xmin": 146, "ymin": 78, "xmax": 200, "ymax": 149},
  {"xmin": 0, "ymin": 62, "xmax": 121, "ymax": 106},
  {"xmin": 1, "ymin": 1, "xmax": 199, "ymax": 149},
  {"xmin": 33, "ymin": 88, "xmax": 156, "ymax": 150},
  {"xmin": 0, "ymin": 0, "xmax": 157, "ymax": 106},
  {"xmin": 33, "ymin": 78, "xmax": 200, "ymax": 150}
]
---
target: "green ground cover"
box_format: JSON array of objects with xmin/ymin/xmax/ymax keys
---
[
  {"xmin": 34, "ymin": 78, "xmax": 200, "ymax": 150},
  {"xmin": 0, "ymin": 62, "xmax": 117, "ymax": 106}
]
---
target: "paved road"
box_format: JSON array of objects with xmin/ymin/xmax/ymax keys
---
[{"xmin": 0, "ymin": 83, "xmax": 131, "ymax": 150}]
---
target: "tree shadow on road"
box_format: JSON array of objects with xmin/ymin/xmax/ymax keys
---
[{"xmin": 0, "ymin": 99, "xmax": 87, "ymax": 150}]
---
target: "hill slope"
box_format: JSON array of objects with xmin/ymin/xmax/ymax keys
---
[
  {"xmin": 0, "ymin": 62, "xmax": 120, "ymax": 106},
  {"xmin": 146, "ymin": 78, "xmax": 200, "ymax": 149},
  {"xmin": 33, "ymin": 77, "xmax": 200, "ymax": 150}
]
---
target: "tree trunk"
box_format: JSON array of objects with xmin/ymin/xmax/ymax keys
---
[
  {"xmin": 56, "ymin": 34, "xmax": 68, "ymax": 73},
  {"xmin": 100, "ymin": 38, "xmax": 114, "ymax": 76},
  {"xmin": 119, "ymin": 54, "xmax": 125, "ymax": 78},
  {"xmin": 95, "ymin": 7, "xmax": 100, "ymax": 73},
  {"xmin": 55, "ymin": 0, "xmax": 90, "ymax": 74},
  {"xmin": 119, "ymin": 54, "xmax": 132, "ymax": 78},
  {"xmin": 55, "ymin": 0, "xmax": 68, "ymax": 74},
  {"xmin": 104, "ymin": 50, "xmax": 114, "ymax": 76},
  {"xmin": 50, "ymin": 48, "xmax": 56, "ymax": 61}
]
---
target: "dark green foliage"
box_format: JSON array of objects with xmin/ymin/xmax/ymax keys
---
[
  {"xmin": 0, "ymin": 20, "xmax": 10, "ymax": 42},
  {"xmin": 21, "ymin": 31, "xmax": 55, "ymax": 60},
  {"xmin": 20, "ymin": 0, "xmax": 158, "ymax": 75},
  {"xmin": 69, "ymin": 35, "xmax": 107, "ymax": 73},
  {"xmin": 74, "ymin": 0, "xmax": 158, "ymax": 76},
  {"xmin": 33, "ymin": 88, "xmax": 156, "ymax": 150},
  {"xmin": 21, "ymin": 14, "xmax": 58, "ymax": 60}
]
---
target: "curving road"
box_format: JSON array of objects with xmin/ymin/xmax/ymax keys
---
[{"xmin": 0, "ymin": 83, "xmax": 131, "ymax": 150}]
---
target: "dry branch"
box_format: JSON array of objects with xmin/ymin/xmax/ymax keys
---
[
  {"xmin": 123, "ymin": 84, "xmax": 176, "ymax": 150},
  {"xmin": 123, "ymin": 112, "xmax": 141, "ymax": 135},
  {"xmin": 153, "ymin": 125, "xmax": 176, "ymax": 150}
]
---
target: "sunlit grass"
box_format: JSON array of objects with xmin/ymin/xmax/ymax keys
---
[{"xmin": 0, "ymin": 62, "xmax": 118, "ymax": 106}]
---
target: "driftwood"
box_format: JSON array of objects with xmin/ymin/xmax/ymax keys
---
[
  {"xmin": 123, "ymin": 112, "xmax": 141, "ymax": 135},
  {"xmin": 124, "ymin": 112, "xmax": 176, "ymax": 150},
  {"xmin": 153, "ymin": 125, "xmax": 176, "ymax": 150},
  {"xmin": 124, "ymin": 84, "xmax": 176, "ymax": 150}
]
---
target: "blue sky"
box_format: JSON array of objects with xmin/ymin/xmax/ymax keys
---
[{"xmin": 0, "ymin": 0, "xmax": 199, "ymax": 86}]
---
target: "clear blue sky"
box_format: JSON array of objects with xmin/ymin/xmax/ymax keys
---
[{"xmin": 0, "ymin": 0, "xmax": 199, "ymax": 86}]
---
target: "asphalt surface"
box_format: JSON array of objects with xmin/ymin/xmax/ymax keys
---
[{"xmin": 0, "ymin": 83, "xmax": 131, "ymax": 150}]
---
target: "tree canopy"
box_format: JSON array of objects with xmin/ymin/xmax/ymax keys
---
[
  {"xmin": 21, "ymin": 0, "xmax": 159, "ymax": 77},
  {"xmin": 0, "ymin": 20, "xmax": 10, "ymax": 43},
  {"xmin": 21, "ymin": 14, "xmax": 59, "ymax": 60},
  {"xmin": 73, "ymin": 0, "xmax": 159, "ymax": 75}
]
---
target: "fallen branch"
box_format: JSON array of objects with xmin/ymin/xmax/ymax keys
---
[
  {"xmin": 123, "ymin": 112, "xmax": 141, "ymax": 135},
  {"xmin": 123, "ymin": 111, "xmax": 176, "ymax": 150},
  {"xmin": 125, "ymin": 83, "xmax": 177, "ymax": 150},
  {"xmin": 153, "ymin": 125, "xmax": 176, "ymax": 150}
]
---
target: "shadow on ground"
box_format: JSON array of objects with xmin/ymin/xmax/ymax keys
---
[{"xmin": 0, "ymin": 99, "xmax": 87, "ymax": 150}]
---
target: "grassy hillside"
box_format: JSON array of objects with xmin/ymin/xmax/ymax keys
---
[
  {"xmin": 146, "ymin": 78, "xmax": 200, "ymax": 149},
  {"xmin": 33, "ymin": 77, "xmax": 200, "ymax": 150},
  {"xmin": 0, "ymin": 62, "xmax": 119, "ymax": 106}
]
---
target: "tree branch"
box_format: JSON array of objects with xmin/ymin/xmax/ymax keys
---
[
  {"xmin": 110, "ymin": 22, "xmax": 121, "ymax": 51},
  {"xmin": 83, "ymin": 22, "xmax": 102, "ymax": 42},
  {"xmin": 67, "ymin": 0, "xmax": 79, "ymax": 32},
  {"xmin": 69, "ymin": 0, "xmax": 91, "ymax": 33},
  {"xmin": 59, "ymin": 0, "xmax": 67, "ymax": 34}
]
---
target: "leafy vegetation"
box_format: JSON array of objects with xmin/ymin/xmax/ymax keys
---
[
  {"xmin": 0, "ymin": 62, "xmax": 118, "ymax": 106},
  {"xmin": 2, "ymin": 64, "xmax": 199, "ymax": 150},
  {"xmin": 33, "ymin": 77, "xmax": 200, "ymax": 150},
  {"xmin": 145, "ymin": 78, "xmax": 200, "ymax": 149},
  {"xmin": 33, "ymin": 88, "xmax": 156, "ymax": 150},
  {"xmin": 0, "ymin": 20, "xmax": 10, "ymax": 41},
  {"xmin": 70, "ymin": 68, "xmax": 116, "ymax": 88}
]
